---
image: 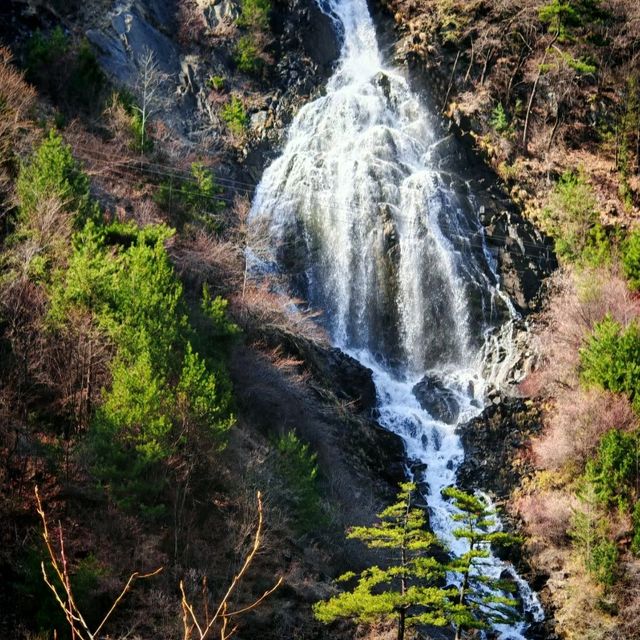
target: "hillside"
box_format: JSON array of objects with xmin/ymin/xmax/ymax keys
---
[{"xmin": 1, "ymin": 0, "xmax": 640, "ymax": 639}]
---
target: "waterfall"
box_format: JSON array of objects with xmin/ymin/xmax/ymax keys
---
[{"xmin": 249, "ymin": 0, "xmax": 545, "ymax": 635}]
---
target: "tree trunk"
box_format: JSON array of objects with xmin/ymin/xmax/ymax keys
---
[
  {"xmin": 523, "ymin": 32, "xmax": 558, "ymax": 153},
  {"xmin": 397, "ymin": 608, "xmax": 406, "ymax": 640}
]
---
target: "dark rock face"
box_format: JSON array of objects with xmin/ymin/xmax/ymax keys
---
[
  {"xmin": 272, "ymin": 0, "xmax": 341, "ymax": 75},
  {"xmin": 456, "ymin": 395, "xmax": 542, "ymax": 499},
  {"xmin": 412, "ymin": 374, "xmax": 460, "ymax": 424},
  {"xmin": 276, "ymin": 330, "xmax": 378, "ymax": 412}
]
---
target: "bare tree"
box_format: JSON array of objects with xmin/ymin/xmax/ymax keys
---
[
  {"xmin": 133, "ymin": 47, "xmax": 168, "ymax": 154},
  {"xmin": 35, "ymin": 487, "xmax": 281, "ymax": 640}
]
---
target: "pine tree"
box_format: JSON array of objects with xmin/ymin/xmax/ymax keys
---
[
  {"xmin": 441, "ymin": 487, "xmax": 521, "ymax": 640},
  {"xmin": 313, "ymin": 482, "xmax": 455, "ymax": 640}
]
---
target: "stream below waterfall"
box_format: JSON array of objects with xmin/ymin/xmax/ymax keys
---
[{"xmin": 248, "ymin": 0, "xmax": 545, "ymax": 635}]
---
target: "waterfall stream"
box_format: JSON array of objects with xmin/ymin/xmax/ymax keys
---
[{"xmin": 249, "ymin": 0, "xmax": 545, "ymax": 635}]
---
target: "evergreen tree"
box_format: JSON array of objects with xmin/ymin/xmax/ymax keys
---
[
  {"xmin": 313, "ymin": 482, "xmax": 455, "ymax": 640},
  {"xmin": 441, "ymin": 488, "xmax": 521, "ymax": 640}
]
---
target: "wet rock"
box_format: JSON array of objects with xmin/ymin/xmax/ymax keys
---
[
  {"xmin": 456, "ymin": 396, "xmax": 542, "ymax": 499},
  {"xmin": 412, "ymin": 375, "xmax": 460, "ymax": 424}
]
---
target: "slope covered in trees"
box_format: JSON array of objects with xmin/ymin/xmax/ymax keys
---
[{"xmin": 2, "ymin": 0, "xmax": 640, "ymax": 638}]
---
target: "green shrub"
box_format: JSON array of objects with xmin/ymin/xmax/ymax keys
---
[
  {"xmin": 570, "ymin": 483, "xmax": 619, "ymax": 586},
  {"xmin": 632, "ymin": 501, "xmax": 640, "ymax": 556},
  {"xmin": 539, "ymin": 0, "xmax": 607, "ymax": 42},
  {"xmin": 16, "ymin": 546, "xmax": 105, "ymax": 637},
  {"xmin": 276, "ymin": 431, "xmax": 326, "ymax": 534},
  {"xmin": 237, "ymin": 0, "xmax": 271, "ymax": 31},
  {"xmin": 541, "ymin": 169, "xmax": 599, "ymax": 262},
  {"xmin": 580, "ymin": 315, "xmax": 640, "ymax": 410},
  {"xmin": 221, "ymin": 96, "xmax": 249, "ymax": 135},
  {"xmin": 585, "ymin": 428, "xmax": 639, "ymax": 510},
  {"xmin": 155, "ymin": 162, "xmax": 225, "ymax": 230},
  {"xmin": 113, "ymin": 91, "xmax": 153, "ymax": 153},
  {"xmin": 26, "ymin": 30, "xmax": 105, "ymax": 110},
  {"xmin": 235, "ymin": 36, "xmax": 261, "ymax": 74},
  {"xmin": 588, "ymin": 539, "xmax": 619, "ymax": 586},
  {"xmin": 26, "ymin": 26, "xmax": 69, "ymax": 74},
  {"xmin": 490, "ymin": 102, "xmax": 510, "ymax": 134},
  {"xmin": 209, "ymin": 75, "xmax": 226, "ymax": 91},
  {"xmin": 621, "ymin": 229, "xmax": 640, "ymax": 290},
  {"xmin": 68, "ymin": 40, "xmax": 105, "ymax": 108},
  {"xmin": 580, "ymin": 223, "xmax": 613, "ymax": 268},
  {"xmin": 50, "ymin": 220, "xmax": 235, "ymax": 516},
  {"xmin": 16, "ymin": 129, "xmax": 100, "ymax": 231}
]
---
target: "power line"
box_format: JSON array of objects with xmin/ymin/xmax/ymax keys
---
[{"xmin": 70, "ymin": 145, "xmax": 550, "ymax": 260}]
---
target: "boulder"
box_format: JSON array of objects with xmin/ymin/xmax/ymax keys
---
[{"xmin": 412, "ymin": 374, "xmax": 460, "ymax": 424}]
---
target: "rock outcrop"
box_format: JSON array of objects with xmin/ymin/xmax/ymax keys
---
[
  {"xmin": 412, "ymin": 374, "xmax": 461, "ymax": 424},
  {"xmin": 456, "ymin": 395, "xmax": 542, "ymax": 499}
]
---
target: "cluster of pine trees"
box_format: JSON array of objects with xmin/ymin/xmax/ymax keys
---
[{"xmin": 314, "ymin": 482, "xmax": 524, "ymax": 640}]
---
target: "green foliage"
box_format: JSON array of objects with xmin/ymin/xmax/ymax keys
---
[
  {"xmin": 221, "ymin": 96, "xmax": 249, "ymax": 135},
  {"xmin": 26, "ymin": 27, "xmax": 69, "ymax": 74},
  {"xmin": 632, "ymin": 501, "xmax": 640, "ymax": 556},
  {"xmin": 490, "ymin": 103, "xmax": 510, "ymax": 134},
  {"xmin": 621, "ymin": 229, "xmax": 640, "ymax": 290},
  {"xmin": 585, "ymin": 429, "xmax": 639, "ymax": 510},
  {"xmin": 50, "ymin": 218, "xmax": 234, "ymax": 516},
  {"xmin": 114, "ymin": 91, "xmax": 153, "ymax": 153},
  {"xmin": 442, "ymin": 487, "xmax": 521, "ymax": 635},
  {"xmin": 237, "ymin": 0, "xmax": 271, "ymax": 31},
  {"xmin": 580, "ymin": 315, "xmax": 640, "ymax": 410},
  {"xmin": 177, "ymin": 342, "xmax": 234, "ymax": 443},
  {"xmin": 16, "ymin": 129, "xmax": 98, "ymax": 226},
  {"xmin": 67, "ymin": 40, "xmax": 105, "ymax": 108},
  {"xmin": 235, "ymin": 36, "xmax": 261, "ymax": 75},
  {"xmin": 25, "ymin": 30, "xmax": 104, "ymax": 110},
  {"xmin": 540, "ymin": 169, "xmax": 600, "ymax": 262},
  {"xmin": 155, "ymin": 162, "xmax": 225, "ymax": 231},
  {"xmin": 314, "ymin": 482, "xmax": 454, "ymax": 636},
  {"xmin": 16, "ymin": 546, "xmax": 104, "ymax": 637},
  {"xmin": 209, "ymin": 75, "xmax": 226, "ymax": 91},
  {"xmin": 617, "ymin": 76, "xmax": 640, "ymax": 192},
  {"xmin": 539, "ymin": 0, "xmax": 607, "ymax": 42},
  {"xmin": 275, "ymin": 432, "xmax": 326, "ymax": 533},
  {"xmin": 560, "ymin": 50, "xmax": 597, "ymax": 74},
  {"xmin": 201, "ymin": 285, "xmax": 240, "ymax": 339},
  {"xmin": 570, "ymin": 483, "xmax": 619, "ymax": 586},
  {"xmin": 590, "ymin": 539, "xmax": 619, "ymax": 586},
  {"xmin": 580, "ymin": 223, "xmax": 613, "ymax": 268}
]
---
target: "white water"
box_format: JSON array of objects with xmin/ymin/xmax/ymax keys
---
[{"xmin": 249, "ymin": 0, "xmax": 544, "ymax": 635}]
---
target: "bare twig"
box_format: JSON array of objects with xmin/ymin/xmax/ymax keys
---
[
  {"xmin": 180, "ymin": 491, "xmax": 282, "ymax": 640},
  {"xmin": 35, "ymin": 487, "xmax": 162, "ymax": 640}
]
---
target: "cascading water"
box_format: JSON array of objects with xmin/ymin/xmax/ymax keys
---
[{"xmin": 249, "ymin": 0, "xmax": 545, "ymax": 635}]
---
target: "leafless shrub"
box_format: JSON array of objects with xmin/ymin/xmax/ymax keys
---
[
  {"xmin": 532, "ymin": 387, "xmax": 637, "ymax": 472},
  {"xmin": 169, "ymin": 228, "xmax": 242, "ymax": 294},
  {"xmin": 613, "ymin": 561, "xmax": 640, "ymax": 640},
  {"xmin": 532, "ymin": 268, "xmax": 640, "ymax": 394},
  {"xmin": 514, "ymin": 490, "xmax": 577, "ymax": 545},
  {"xmin": 231, "ymin": 281, "xmax": 325, "ymax": 342},
  {"xmin": 0, "ymin": 46, "xmax": 36, "ymax": 207}
]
